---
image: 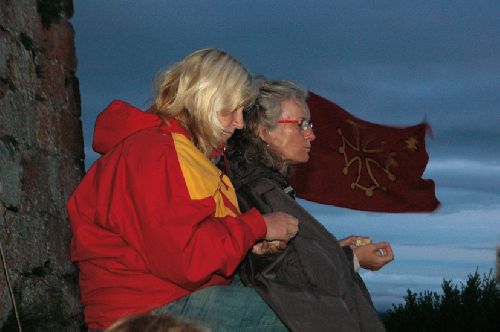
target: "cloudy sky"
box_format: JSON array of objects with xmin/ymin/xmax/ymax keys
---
[{"xmin": 72, "ymin": 0, "xmax": 500, "ymax": 310}]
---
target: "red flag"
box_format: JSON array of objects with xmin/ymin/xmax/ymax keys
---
[{"xmin": 287, "ymin": 92, "xmax": 439, "ymax": 212}]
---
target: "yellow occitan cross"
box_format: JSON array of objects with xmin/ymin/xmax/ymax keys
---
[{"xmin": 337, "ymin": 121, "xmax": 397, "ymax": 197}]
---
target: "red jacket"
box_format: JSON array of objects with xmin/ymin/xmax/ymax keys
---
[{"xmin": 67, "ymin": 101, "xmax": 266, "ymax": 329}]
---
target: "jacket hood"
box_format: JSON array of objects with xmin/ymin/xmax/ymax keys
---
[
  {"xmin": 92, "ymin": 100, "xmax": 162, "ymax": 154},
  {"xmin": 93, "ymin": 100, "xmax": 225, "ymax": 158}
]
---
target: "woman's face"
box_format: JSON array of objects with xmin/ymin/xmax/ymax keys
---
[
  {"xmin": 218, "ymin": 106, "xmax": 244, "ymax": 143},
  {"xmin": 261, "ymin": 98, "xmax": 316, "ymax": 166}
]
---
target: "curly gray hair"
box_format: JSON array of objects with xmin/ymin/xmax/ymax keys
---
[{"xmin": 227, "ymin": 79, "xmax": 308, "ymax": 170}]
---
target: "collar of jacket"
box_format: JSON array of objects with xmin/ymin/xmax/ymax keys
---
[{"xmin": 226, "ymin": 159, "xmax": 295, "ymax": 199}]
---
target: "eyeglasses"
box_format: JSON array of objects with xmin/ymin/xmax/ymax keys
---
[{"xmin": 277, "ymin": 119, "xmax": 314, "ymax": 131}]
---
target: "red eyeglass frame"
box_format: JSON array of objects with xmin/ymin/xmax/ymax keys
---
[
  {"xmin": 277, "ymin": 119, "xmax": 314, "ymax": 131},
  {"xmin": 277, "ymin": 120, "xmax": 301, "ymax": 124}
]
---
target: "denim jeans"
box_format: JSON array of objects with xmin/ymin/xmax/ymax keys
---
[{"xmin": 152, "ymin": 277, "xmax": 288, "ymax": 331}]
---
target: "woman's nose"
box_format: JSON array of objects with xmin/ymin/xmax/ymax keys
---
[
  {"xmin": 304, "ymin": 128, "xmax": 316, "ymax": 141},
  {"xmin": 233, "ymin": 109, "xmax": 244, "ymax": 129}
]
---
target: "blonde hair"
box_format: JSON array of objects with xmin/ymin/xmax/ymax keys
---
[{"xmin": 154, "ymin": 48, "xmax": 256, "ymax": 157}]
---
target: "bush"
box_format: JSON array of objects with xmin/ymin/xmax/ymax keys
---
[{"xmin": 383, "ymin": 270, "xmax": 499, "ymax": 332}]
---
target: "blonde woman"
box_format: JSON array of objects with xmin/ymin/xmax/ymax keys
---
[{"xmin": 68, "ymin": 49, "xmax": 296, "ymax": 331}]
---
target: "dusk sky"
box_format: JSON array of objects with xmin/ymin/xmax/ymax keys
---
[{"xmin": 72, "ymin": 0, "xmax": 500, "ymax": 310}]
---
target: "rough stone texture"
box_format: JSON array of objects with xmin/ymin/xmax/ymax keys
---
[{"xmin": 0, "ymin": 0, "xmax": 84, "ymax": 330}]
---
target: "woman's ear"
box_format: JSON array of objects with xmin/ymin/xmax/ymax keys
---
[{"xmin": 258, "ymin": 124, "xmax": 271, "ymax": 144}]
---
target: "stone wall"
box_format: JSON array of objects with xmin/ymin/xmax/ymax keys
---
[{"xmin": 0, "ymin": 0, "xmax": 83, "ymax": 330}]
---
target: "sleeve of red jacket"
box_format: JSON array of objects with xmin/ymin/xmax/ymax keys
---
[{"xmin": 116, "ymin": 129, "xmax": 267, "ymax": 290}]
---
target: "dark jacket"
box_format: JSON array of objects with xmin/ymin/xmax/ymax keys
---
[{"xmin": 229, "ymin": 163, "xmax": 386, "ymax": 332}]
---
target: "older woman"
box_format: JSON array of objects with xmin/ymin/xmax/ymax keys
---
[
  {"xmin": 67, "ymin": 49, "xmax": 297, "ymax": 331},
  {"xmin": 225, "ymin": 80, "xmax": 393, "ymax": 331}
]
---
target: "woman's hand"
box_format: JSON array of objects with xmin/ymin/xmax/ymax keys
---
[
  {"xmin": 262, "ymin": 212, "xmax": 299, "ymax": 242},
  {"xmin": 353, "ymin": 242, "xmax": 394, "ymax": 271},
  {"xmin": 252, "ymin": 212, "xmax": 298, "ymax": 256},
  {"xmin": 339, "ymin": 235, "xmax": 363, "ymax": 248},
  {"xmin": 252, "ymin": 240, "xmax": 287, "ymax": 255}
]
